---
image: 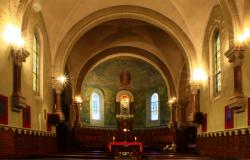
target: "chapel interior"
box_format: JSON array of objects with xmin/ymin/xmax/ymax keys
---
[{"xmin": 0, "ymin": 0, "xmax": 250, "ymax": 159}]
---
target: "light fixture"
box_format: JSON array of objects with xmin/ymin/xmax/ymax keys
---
[
  {"xmin": 192, "ymin": 67, "xmax": 207, "ymax": 82},
  {"xmin": 235, "ymin": 28, "xmax": 250, "ymax": 44},
  {"xmin": 3, "ymin": 24, "xmax": 25, "ymax": 48},
  {"xmin": 56, "ymin": 74, "xmax": 69, "ymax": 86},
  {"xmin": 52, "ymin": 74, "xmax": 69, "ymax": 89},
  {"xmin": 74, "ymin": 96, "xmax": 83, "ymax": 105},
  {"xmin": 168, "ymin": 97, "xmax": 177, "ymax": 106}
]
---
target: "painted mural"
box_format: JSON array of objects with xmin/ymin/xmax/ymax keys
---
[{"xmin": 81, "ymin": 57, "xmax": 169, "ymax": 128}]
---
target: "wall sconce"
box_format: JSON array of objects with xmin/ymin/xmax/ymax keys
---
[
  {"xmin": 3, "ymin": 24, "xmax": 25, "ymax": 48},
  {"xmin": 74, "ymin": 96, "xmax": 83, "ymax": 106},
  {"xmin": 3, "ymin": 24, "xmax": 30, "ymax": 112},
  {"xmin": 168, "ymin": 97, "xmax": 177, "ymax": 107},
  {"xmin": 52, "ymin": 74, "xmax": 69, "ymax": 88},
  {"xmin": 235, "ymin": 28, "xmax": 250, "ymax": 46},
  {"xmin": 192, "ymin": 67, "xmax": 207, "ymax": 87}
]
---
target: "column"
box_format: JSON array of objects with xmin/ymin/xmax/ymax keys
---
[
  {"xmin": 168, "ymin": 102, "xmax": 176, "ymax": 130},
  {"xmin": 54, "ymin": 85, "xmax": 65, "ymax": 120},
  {"xmin": 190, "ymin": 82, "xmax": 200, "ymax": 121},
  {"xmin": 69, "ymin": 104, "xmax": 74, "ymax": 128},
  {"xmin": 177, "ymin": 100, "xmax": 188, "ymax": 128},
  {"xmin": 11, "ymin": 47, "xmax": 29, "ymax": 112},
  {"xmin": 75, "ymin": 104, "xmax": 81, "ymax": 128},
  {"xmin": 225, "ymin": 47, "xmax": 245, "ymax": 112},
  {"xmin": 73, "ymin": 96, "xmax": 83, "ymax": 128}
]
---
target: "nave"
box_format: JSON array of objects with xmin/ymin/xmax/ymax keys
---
[{"xmin": 0, "ymin": 1, "xmax": 250, "ymax": 159}]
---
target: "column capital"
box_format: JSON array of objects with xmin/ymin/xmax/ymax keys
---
[
  {"xmin": 11, "ymin": 47, "xmax": 30, "ymax": 66},
  {"xmin": 190, "ymin": 81, "xmax": 200, "ymax": 94},
  {"xmin": 54, "ymin": 85, "xmax": 63, "ymax": 94},
  {"xmin": 225, "ymin": 47, "xmax": 245, "ymax": 66}
]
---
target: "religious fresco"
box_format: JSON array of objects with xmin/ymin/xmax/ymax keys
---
[{"xmin": 81, "ymin": 57, "xmax": 169, "ymax": 128}]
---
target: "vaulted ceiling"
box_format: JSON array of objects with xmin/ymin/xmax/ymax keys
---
[{"xmin": 30, "ymin": 0, "xmax": 245, "ymax": 97}]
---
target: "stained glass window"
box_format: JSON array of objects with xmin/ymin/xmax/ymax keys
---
[
  {"xmin": 91, "ymin": 92, "xmax": 100, "ymax": 120},
  {"xmin": 33, "ymin": 34, "xmax": 39, "ymax": 92},
  {"xmin": 214, "ymin": 31, "xmax": 221, "ymax": 93},
  {"xmin": 151, "ymin": 93, "xmax": 159, "ymax": 120}
]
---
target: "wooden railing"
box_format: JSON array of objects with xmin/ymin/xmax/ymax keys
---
[
  {"xmin": 197, "ymin": 127, "xmax": 250, "ymax": 158},
  {"xmin": 0, "ymin": 124, "xmax": 57, "ymax": 158}
]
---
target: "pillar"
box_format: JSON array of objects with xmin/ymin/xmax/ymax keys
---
[
  {"xmin": 177, "ymin": 100, "xmax": 188, "ymax": 128},
  {"xmin": 169, "ymin": 103, "xmax": 176, "ymax": 129},
  {"xmin": 11, "ymin": 47, "xmax": 29, "ymax": 112},
  {"xmin": 190, "ymin": 82, "xmax": 200, "ymax": 121},
  {"xmin": 69, "ymin": 104, "xmax": 74, "ymax": 128},
  {"xmin": 75, "ymin": 104, "xmax": 81, "ymax": 128},
  {"xmin": 54, "ymin": 85, "xmax": 65, "ymax": 120}
]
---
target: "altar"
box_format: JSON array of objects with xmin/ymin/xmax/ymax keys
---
[
  {"xmin": 108, "ymin": 141, "xmax": 143, "ymax": 158},
  {"xmin": 108, "ymin": 141, "xmax": 143, "ymax": 153}
]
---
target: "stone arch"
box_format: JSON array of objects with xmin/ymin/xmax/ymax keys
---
[
  {"xmin": 75, "ymin": 46, "xmax": 176, "ymax": 97},
  {"xmin": 53, "ymin": 5, "xmax": 196, "ymax": 79}
]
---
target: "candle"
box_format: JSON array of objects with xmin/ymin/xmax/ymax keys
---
[
  {"xmin": 113, "ymin": 136, "xmax": 115, "ymax": 141},
  {"xmin": 135, "ymin": 136, "xmax": 137, "ymax": 141}
]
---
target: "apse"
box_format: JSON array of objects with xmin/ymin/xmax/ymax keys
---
[{"xmin": 80, "ymin": 56, "xmax": 169, "ymax": 128}]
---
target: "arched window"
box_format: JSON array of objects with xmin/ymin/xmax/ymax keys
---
[
  {"xmin": 32, "ymin": 33, "xmax": 39, "ymax": 92},
  {"xmin": 151, "ymin": 93, "xmax": 159, "ymax": 120},
  {"xmin": 91, "ymin": 92, "xmax": 100, "ymax": 120},
  {"xmin": 214, "ymin": 31, "xmax": 221, "ymax": 93}
]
